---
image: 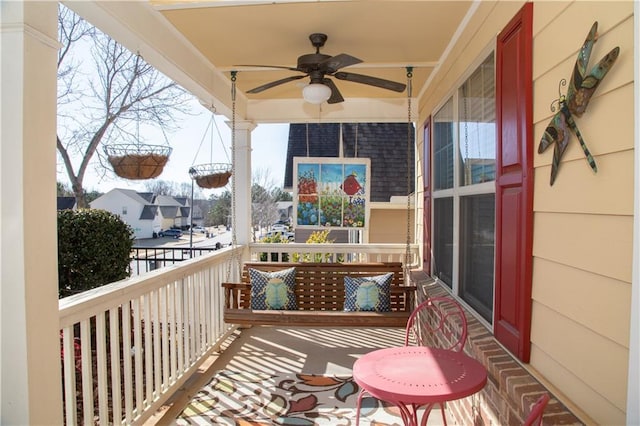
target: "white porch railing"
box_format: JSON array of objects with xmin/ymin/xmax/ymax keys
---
[
  {"xmin": 58, "ymin": 246, "xmax": 243, "ymax": 425},
  {"xmin": 58, "ymin": 242, "xmax": 418, "ymax": 424},
  {"xmin": 248, "ymin": 242, "xmax": 420, "ymax": 265}
]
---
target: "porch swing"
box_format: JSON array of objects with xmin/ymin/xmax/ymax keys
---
[
  {"xmin": 188, "ymin": 105, "xmax": 233, "ymax": 189},
  {"xmin": 220, "ymin": 68, "xmax": 417, "ymax": 327}
]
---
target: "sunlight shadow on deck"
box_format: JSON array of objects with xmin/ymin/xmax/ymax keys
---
[{"xmin": 218, "ymin": 326, "xmax": 408, "ymax": 375}]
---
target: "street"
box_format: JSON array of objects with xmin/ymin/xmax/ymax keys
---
[{"xmin": 135, "ymin": 229, "xmax": 232, "ymax": 249}]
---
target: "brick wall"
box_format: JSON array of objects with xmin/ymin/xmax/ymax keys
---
[{"xmin": 411, "ymin": 272, "xmax": 583, "ymax": 425}]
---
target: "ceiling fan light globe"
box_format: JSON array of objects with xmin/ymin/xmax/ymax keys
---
[{"xmin": 302, "ymin": 83, "xmax": 331, "ymax": 104}]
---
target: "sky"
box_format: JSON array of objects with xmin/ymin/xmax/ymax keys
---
[
  {"xmin": 57, "ymin": 97, "xmax": 290, "ymax": 197},
  {"xmin": 55, "ymin": 8, "xmax": 290, "ymax": 198}
]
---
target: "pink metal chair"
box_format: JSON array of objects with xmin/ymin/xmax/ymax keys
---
[
  {"xmin": 523, "ymin": 393, "xmax": 550, "ymax": 426},
  {"xmin": 405, "ymin": 297, "xmax": 468, "ymax": 425},
  {"xmin": 355, "ymin": 296, "xmax": 468, "ymax": 425},
  {"xmin": 404, "ymin": 296, "xmax": 468, "ymax": 351}
]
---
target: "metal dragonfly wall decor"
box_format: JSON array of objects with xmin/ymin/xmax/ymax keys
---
[{"xmin": 538, "ymin": 21, "xmax": 619, "ymax": 185}]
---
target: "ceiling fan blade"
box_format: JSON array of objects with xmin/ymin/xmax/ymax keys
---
[
  {"xmin": 334, "ymin": 71, "xmax": 406, "ymax": 93},
  {"xmin": 319, "ymin": 53, "xmax": 362, "ymax": 73},
  {"xmin": 323, "ymin": 78, "xmax": 344, "ymax": 104},
  {"xmin": 246, "ymin": 75, "xmax": 306, "ymax": 94},
  {"xmin": 236, "ymin": 64, "xmax": 300, "ymax": 72}
]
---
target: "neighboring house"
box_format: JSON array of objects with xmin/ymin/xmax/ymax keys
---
[
  {"xmin": 56, "ymin": 196, "xmax": 76, "ymax": 211},
  {"xmin": 155, "ymin": 194, "xmax": 192, "ymax": 231},
  {"xmin": 275, "ymin": 201, "xmax": 292, "ymax": 223},
  {"xmin": 90, "ymin": 188, "xmax": 161, "ymax": 239},
  {"xmin": 90, "ymin": 189, "xmax": 192, "ymax": 239},
  {"xmin": 191, "ymin": 204, "xmax": 204, "ymax": 227}
]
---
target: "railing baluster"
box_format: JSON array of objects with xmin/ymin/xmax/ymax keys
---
[
  {"xmin": 205, "ymin": 269, "xmax": 213, "ymax": 346},
  {"xmin": 176, "ymin": 279, "xmax": 184, "ymax": 376},
  {"xmin": 62, "ymin": 326, "xmax": 77, "ymax": 426},
  {"xmin": 143, "ymin": 294, "xmax": 153, "ymax": 403},
  {"xmin": 199, "ymin": 271, "xmax": 206, "ymax": 353},
  {"xmin": 169, "ymin": 282, "xmax": 177, "ymax": 383},
  {"xmin": 160, "ymin": 286, "xmax": 169, "ymax": 391},
  {"xmin": 188, "ymin": 276, "xmax": 195, "ymax": 363},
  {"xmin": 122, "ymin": 302, "xmax": 133, "ymax": 424},
  {"xmin": 132, "ymin": 298, "xmax": 143, "ymax": 417},
  {"xmin": 96, "ymin": 312, "xmax": 109, "ymax": 425},
  {"xmin": 80, "ymin": 319, "xmax": 94, "ymax": 425},
  {"xmin": 109, "ymin": 307, "xmax": 122, "ymax": 425},
  {"xmin": 152, "ymin": 290, "xmax": 161, "ymax": 400}
]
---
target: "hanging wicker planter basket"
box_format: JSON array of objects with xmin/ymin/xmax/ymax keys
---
[
  {"xmin": 189, "ymin": 163, "xmax": 233, "ymax": 189},
  {"xmin": 104, "ymin": 144, "xmax": 172, "ymax": 180}
]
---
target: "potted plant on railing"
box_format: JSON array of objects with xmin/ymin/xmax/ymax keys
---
[{"xmin": 292, "ymin": 229, "xmax": 344, "ymax": 263}]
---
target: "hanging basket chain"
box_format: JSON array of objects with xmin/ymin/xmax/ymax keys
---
[
  {"xmin": 191, "ymin": 115, "xmax": 214, "ymax": 166},
  {"xmin": 212, "ymin": 112, "xmax": 232, "ymax": 164},
  {"xmin": 226, "ymin": 71, "xmax": 241, "ymax": 281},
  {"xmin": 405, "ymin": 67, "xmax": 413, "ymax": 284},
  {"xmin": 189, "ymin": 105, "xmax": 232, "ymax": 189}
]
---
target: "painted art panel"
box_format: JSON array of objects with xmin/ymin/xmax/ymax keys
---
[{"xmin": 294, "ymin": 157, "xmax": 370, "ymax": 229}]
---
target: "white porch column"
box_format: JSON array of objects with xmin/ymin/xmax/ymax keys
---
[
  {"xmin": 1, "ymin": 2, "xmax": 63, "ymax": 424},
  {"xmin": 228, "ymin": 120, "xmax": 256, "ymax": 245}
]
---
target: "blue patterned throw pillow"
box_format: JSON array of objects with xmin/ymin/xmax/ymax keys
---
[
  {"xmin": 343, "ymin": 273, "xmax": 392, "ymax": 312},
  {"xmin": 249, "ymin": 267, "xmax": 297, "ymax": 310}
]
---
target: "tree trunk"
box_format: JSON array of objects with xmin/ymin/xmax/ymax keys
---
[{"xmin": 71, "ymin": 179, "xmax": 87, "ymax": 208}]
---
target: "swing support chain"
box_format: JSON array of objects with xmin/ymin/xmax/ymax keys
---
[
  {"xmin": 226, "ymin": 71, "xmax": 242, "ymax": 282},
  {"xmin": 405, "ymin": 66, "xmax": 413, "ymax": 284}
]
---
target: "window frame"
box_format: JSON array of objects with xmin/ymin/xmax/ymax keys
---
[{"xmin": 429, "ymin": 42, "xmax": 497, "ymax": 328}]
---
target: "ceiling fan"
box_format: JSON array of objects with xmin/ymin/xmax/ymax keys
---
[{"xmin": 240, "ymin": 33, "xmax": 407, "ymax": 104}]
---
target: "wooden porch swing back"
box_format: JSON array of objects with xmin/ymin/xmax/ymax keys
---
[{"xmin": 222, "ymin": 262, "xmax": 417, "ymax": 327}]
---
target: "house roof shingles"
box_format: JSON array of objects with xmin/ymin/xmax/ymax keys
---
[
  {"xmin": 137, "ymin": 192, "xmax": 155, "ymax": 203},
  {"xmin": 139, "ymin": 205, "xmax": 158, "ymax": 220},
  {"xmin": 57, "ymin": 196, "xmax": 76, "ymax": 210},
  {"xmin": 159, "ymin": 206, "xmax": 180, "ymax": 219}
]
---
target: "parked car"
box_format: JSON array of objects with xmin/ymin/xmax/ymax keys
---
[
  {"xmin": 191, "ymin": 226, "xmax": 206, "ymax": 233},
  {"xmin": 159, "ymin": 229, "xmax": 183, "ymax": 238},
  {"xmin": 262, "ymin": 230, "xmax": 295, "ymax": 241}
]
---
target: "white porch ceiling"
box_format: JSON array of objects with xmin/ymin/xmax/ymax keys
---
[
  {"xmin": 69, "ymin": 1, "xmax": 476, "ymax": 122},
  {"xmin": 153, "ymin": 0, "xmax": 472, "ymax": 102}
]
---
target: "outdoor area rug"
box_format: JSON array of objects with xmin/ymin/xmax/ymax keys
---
[{"xmin": 176, "ymin": 370, "xmax": 410, "ymax": 425}]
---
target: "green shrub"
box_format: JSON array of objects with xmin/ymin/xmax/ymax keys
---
[
  {"xmin": 292, "ymin": 229, "xmax": 343, "ymax": 263},
  {"xmin": 58, "ymin": 209, "xmax": 134, "ymax": 298},
  {"xmin": 259, "ymin": 233, "xmax": 290, "ymax": 262}
]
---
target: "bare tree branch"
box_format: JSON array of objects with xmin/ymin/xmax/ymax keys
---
[{"xmin": 57, "ymin": 4, "xmax": 191, "ymax": 207}]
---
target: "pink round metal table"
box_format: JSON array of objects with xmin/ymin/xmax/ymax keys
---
[{"xmin": 353, "ymin": 346, "xmax": 487, "ymax": 426}]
